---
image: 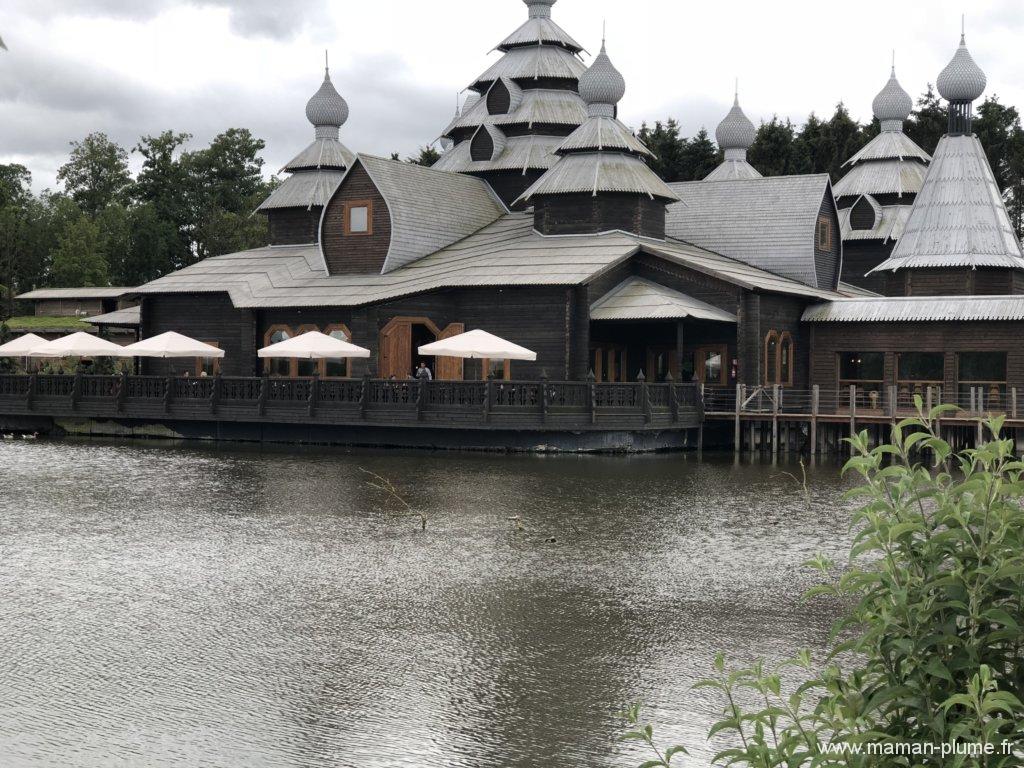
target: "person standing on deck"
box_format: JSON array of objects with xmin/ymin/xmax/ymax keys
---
[{"xmin": 415, "ymin": 361, "xmax": 433, "ymax": 381}]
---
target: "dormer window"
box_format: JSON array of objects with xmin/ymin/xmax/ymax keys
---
[
  {"xmin": 344, "ymin": 200, "xmax": 372, "ymax": 235},
  {"xmin": 816, "ymin": 215, "xmax": 833, "ymax": 251},
  {"xmin": 469, "ymin": 125, "xmax": 507, "ymax": 163},
  {"xmin": 485, "ymin": 78, "xmax": 522, "ymax": 116},
  {"xmin": 850, "ymin": 196, "xmax": 878, "ymax": 231}
]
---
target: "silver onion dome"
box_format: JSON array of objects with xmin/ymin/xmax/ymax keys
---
[
  {"xmin": 578, "ymin": 42, "xmax": 626, "ymax": 118},
  {"xmin": 524, "ymin": 0, "xmax": 557, "ymax": 18},
  {"xmin": 872, "ymin": 66, "xmax": 913, "ymax": 129},
  {"xmin": 306, "ymin": 67, "xmax": 349, "ymax": 135},
  {"xmin": 716, "ymin": 94, "xmax": 756, "ymax": 151},
  {"xmin": 937, "ymin": 34, "xmax": 986, "ymax": 103}
]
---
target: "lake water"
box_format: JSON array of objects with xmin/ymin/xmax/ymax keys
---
[{"xmin": 0, "ymin": 440, "xmax": 858, "ymax": 768}]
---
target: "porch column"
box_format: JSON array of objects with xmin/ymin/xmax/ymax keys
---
[{"xmin": 675, "ymin": 320, "xmax": 685, "ymax": 380}]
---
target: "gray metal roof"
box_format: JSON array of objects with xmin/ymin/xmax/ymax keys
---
[
  {"xmin": 257, "ymin": 169, "xmax": 347, "ymax": 211},
  {"xmin": 841, "ymin": 130, "xmax": 931, "ymax": 167},
  {"xmin": 704, "ymin": 157, "xmax": 762, "ymax": 181},
  {"xmin": 802, "ymin": 295, "xmax": 1024, "ymax": 323},
  {"xmin": 556, "ymin": 116, "xmax": 652, "ymax": 156},
  {"xmin": 137, "ymin": 212, "xmax": 843, "ymax": 310},
  {"xmin": 590, "ymin": 276, "xmax": 737, "ymax": 322},
  {"xmin": 517, "ymin": 152, "xmax": 680, "ymax": 202},
  {"xmin": 355, "ymin": 154, "xmax": 507, "ymax": 273},
  {"xmin": 839, "ymin": 202, "xmax": 911, "ymax": 243},
  {"xmin": 17, "ymin": 287, "xmax": 136, "ymax": 300},
  {"xmin": 937, "ymin": 34, "xmax": 986, "ymax": 103},
  {"xmin": 833, "ymin": 156, "xmax": 929, "ymax": 198},
  {"xmin": 472, "ymin": 45, "xmax": 587, "ymax": 89},
  {"xmin": 871, "ymin": 134, "xmax": 1024, "ymax": 272},
  {"xmin": 305, "ymin": 67, "xmax": 349, "ymax": 130},
  {"xmin": 447, "ymin": 88, "xmax": 586, "ymax": 134},
  {"xmin": 666, "ymin": 174, "xmax": 835, "ymax": 288},
  {"xmin": 497, "ymin": 15, "xmax": 584, "ymax": 53},
  {"xmin": 578, "ymin": 42, "xmax": 625, "ymax": 117},
  {"xmin": 84, "ymin": 306, "xmax": 141, "ymax": 326},
  {"xmin": 282, "ymin": 137, "xmax": 355, "ymax": 172},
  {"xmin": 433, "ymin": 133, "xmax": 561, "ymax": 174},
  {"xmin": 836, "ymin": 282, "xmax": 882, "ymax": 298}
]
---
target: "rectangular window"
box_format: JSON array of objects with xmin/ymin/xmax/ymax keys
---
[
  {"xmin": 816, "ymin": 215, "xmax": 833, "ymax": 251},
  {"xmin": 839, "ymin": 352, "xmax": 884, "ymax": 383},
  {"xmin": 697, "ymin": 345, "xmax": 728, "ymax": 386},
  {"xmin": 343, "ymin": 200, "xmax": 372, "ymax": 235},
  {"xmin": 898, "ymin": 352, "xmax": 944, "ymax": 382}
]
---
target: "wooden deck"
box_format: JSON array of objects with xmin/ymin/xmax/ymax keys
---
[{"xmin": 0, "ymin": 374, "xmax": 703, "ymax": 437}]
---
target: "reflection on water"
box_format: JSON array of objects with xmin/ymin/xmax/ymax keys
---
[{"xmin": 0, "ymin": 440, "xmax": 857, "ymax": 768}]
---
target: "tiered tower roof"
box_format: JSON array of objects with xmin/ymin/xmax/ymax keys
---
[
  {"xmin": 872, "ymin": 34, "xmax": 1024, "ymax": 273},
  {"xmin": 433, "ymin": 0, "xmax": 589, "ymax": 204},
  {"xmin": 705, "ymin": 88, "xmax": 762, "ymax": 181},
  {"xmin": 834, "ymin": 61, "xmax": 931, "ymax": 244},
  {"xmin": 259, "ymin": 63, "xmax": 354, "ymax": 211},
  {"xmin": 517, "ymin": 42, "xmax": 678, "ymax": 204}
]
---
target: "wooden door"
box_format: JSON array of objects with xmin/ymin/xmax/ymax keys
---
[
  {"xmin": 434, "ymin": 323, "xmax": 465, "ymax": 381},
  {"xmin": 379, "ymin": 319, "xmax": 413, "ymax": 379}
]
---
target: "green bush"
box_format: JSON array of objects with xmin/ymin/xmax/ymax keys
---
[{"xmin": 622, "ymin": 402, "xmax": 1024, "ymax": 766}]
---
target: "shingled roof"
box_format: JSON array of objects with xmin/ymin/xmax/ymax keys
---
[
  {"xmin": 136, "ymin": 212, "xmax": 843, "ymax": 309},
  {"xmin": 803, "ymin": 295, "xmax": 1024, "ymax": 323},
  {"xmin": 666, "ymin": 174, "xmax": 835, "ymax": 288}
]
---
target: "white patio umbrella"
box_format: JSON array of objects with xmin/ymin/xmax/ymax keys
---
[
  {"xmin": 125, "ymin": 332, "xmax": 225, "ymax": 359},
  {"xmin": 26, "ymin": 332, "xmax": 132, "ymax": 358},
  {"xmin": 418, "ymin": 329, "xmax": 537, "ymax": 361},
  {"xmin": 258, "ymin": 330, "xmax": 370, "ymax": 360},
  {"xmin": 0, "ymin": 333, "xmax": 47, "ymax": 356}
]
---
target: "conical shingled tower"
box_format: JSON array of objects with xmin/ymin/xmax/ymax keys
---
[
  {"xmin": 517, "ymin": 40, "xmax": 679, "ymax": 238},
  {"xmin": 704, "ymin": 88, "xmax": 761, "ymax": 181},
  {"xmin": 833, "ymin": 61, "xmax": 931, "ymax": 290},
  {"xmin": 259, "ymin": 63, "xmax": 355, "ymax": 245},
  {"xmin": 870, "ymin": 33, "xmax": 1024, "ymax": 296},
  {"xmin": 432, "ymin": 0, "xmax": 589, "ymax": 207}
]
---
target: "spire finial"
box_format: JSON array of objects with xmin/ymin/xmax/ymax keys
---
[
  {"xmin": 891, "ymin": 49, "xmax": 896, "ymax": 74},
  {"xmin": 961, "ymin": 14, "xmax": 966, "ymax": 43},
  {"xmin": 324, "ymin": 49, "xmax": 329, "ymax": 75},
  {"xmin": 602, "ymin": 18, "xmax": 606, "ymax": 50},
  {"xmin": 734, "ymin": 77, "xmax": 739, "ymax": 105}
]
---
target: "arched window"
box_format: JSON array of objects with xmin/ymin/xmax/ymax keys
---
[
  {"xmin": 295, "ymin": 325, "xmax": 319, "ymax": 377},
  {"xmin": 850, "ymin": 196, "xmax": 876, "ymax": 230},
  {"xmin": 764, "ymin": 331, "xmax": 779, "ymax": 385},
  {"xmin": 322, "ymin": 324, "xmax": 353, "ymax": 378},
  {"xmin": 486, "ymin": 79, "xmax": 512, "ymax": 115},
  {"xmin": 778, "ymin": 332, "xmax": 793, "ymax": 386},
  {"xmin": 470, "ymin": 127, "xmax": 494, "ymax": 162},
  {"xmin": 264, "ymin": 325, "xmax": 293, "ymax": 377}
]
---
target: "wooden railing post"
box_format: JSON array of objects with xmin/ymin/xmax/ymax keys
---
[
  {"xmin": 587, "ymin": 370, "xmax": 596, "ymax": 425},
  {"xmin": 26, "ymin": 373, "xmax": 36, "ymax": 411},
  {"xmin": 697, "ymin": 383, "xmax": 705, "ymax": 422},
  {"xmin": 71, "ymin": 371, "xmax": 82, "ymax": 411},
  {"xmin": 666, "ymin": 371, "xmax": 679, "ymax": 423},
  {"xmin": 116, "ymin": 372, "xmax": 127, "ymax": 413},
  {"xmin": 360, "ymin": 373, "xmax": 371, "ymax": 419},
  {"xmin": 849, "ymin": 384, "xmax": 857, "ymax": 455},
  {"xmin": 1013, "ymin": 387, "xmax": 1018, "ymax": 419},
  {"xmin": 969, "ymin": 386, "xmax": 977, "ymax": 415},
  {"xmin": 734, "ymin": 383, "xmax": 742, "ymax": 453},
  {"xmin": 484, "ymin": 378, "xmax": 493, "ymax": 423},
  {"xmin": 417, "ymin": 378, "xmax": 428, "ymax": 421},
  {"xmin": 638, "ymin": 370, "xmax": 651, "ymax": 424},
  {"xmin": 210, "ymin": 373, "xmax": 221, "ymax": 415},
  {"xmin": 540, "ymin": 370, "xmax": 549, "ymax": 424},
  {"xmin": 771, "ymin": 384, "xmax": 780, "ymax": 456},
  {"xmin": 887, "ymin": 385, "xmax": 897, "ymax": 419},
  {"xmin": 257, "ymin": 374, "xmax": 269, "ymax": 416},
  {"xmin": 925, "ymin": 385, "xmax": 933, "ymax": 415},
  {"xmin": 163, "ymin": 376, "xmax": 173, "ymax": 413},
  {"xmin": 308, "ymin": 373, "xmax": 319, "ymax": 418}
]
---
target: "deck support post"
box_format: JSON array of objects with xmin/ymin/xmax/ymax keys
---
[
  {"xmin": 638, "ymin": 371, "xmax": 651, "ymax": 425},
  {"xmin": 163, "ymin": 376, "xmax": 173, "ymax": 413},
  {"xmin": 771, "ymin": 385, "xmax": 780, "ymax": 456},
  {"xmin": 667, "ymin": 371, "xmax": 679, "ymax": 423},
  {"xmin": 926, "ymin": 385, "xmax": 933, "ymax": 415},
  {"xmin": 849, "ymin": 385, "xmax": 857, "ymax": 456},
  {"xmin": 970, "ymin": 386, "xmax": 977, "ymax": 415},
  {"xmin": 71, "ymin": 371, "xmax": 82, "ymax": 412},
  {"xmin": 211, "ymin": 374, "xmax": 221, "ymax": 416},
  {"xmin": 26, "ymin": 373, "xmax": 36, "ymax": 412},
  {"xmin": 733, "ymin": 384, "xmax": 742, "ymax": 453},
  {"xmin": 484, "ymin": 379, "xmax": 492, "ymax": 423},
  {"xmin": 360, "ymin": 374, "xmax": 371, "ymax": 419},
  {"xmin": 417, "ymin": 379, "xmax": 428, "ymax": 421},
  {"xmin": 1012, "ymin": 387, "xmax": 1018, "ymax": 419},
  {"xmin": 810, "ymin": 385, "xmax": 819, "ymax": 456}
]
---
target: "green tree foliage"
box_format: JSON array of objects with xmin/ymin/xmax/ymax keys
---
[
  {"xmin": 623, "ymin": 408, "xmax": 1024, "ymax": 767},
  {"xmin": 407, "ymin": 146, "xmax": 441, "ymax": 166},
  {"xmin": 56, "ymin": 132, "xmax": 132, "ymax": 217},
  {"xmin": 906, "ymin": 85, "xmax": 948, "ymax": 155},
  {"xmin": 0, "ymin": 321, "xmax": 12, "ymax": 373},
  {"xmin": 50, "ymin": 214, "xmax": 107, "ymax": 287}
]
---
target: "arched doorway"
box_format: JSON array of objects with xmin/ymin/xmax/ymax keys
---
[{"xmin": 379, "ymin": 317, "xmax": 465, "ymax": 380}]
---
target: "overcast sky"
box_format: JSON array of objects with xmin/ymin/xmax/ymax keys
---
[{"xmin": 1, "ymin": 0, "xmax": 1021, "ymax": 192}]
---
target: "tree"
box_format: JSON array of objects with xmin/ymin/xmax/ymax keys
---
[
  {"xmin": 56, "ymin": 133, "xmax": 132, "ymax": 217},
  {"xmin": 407, "ymin": 146, "xmax": 441, "ymax": 166},
  {"xmin": 906, "ymin": 85, "xmax": 947, "ymax": 155},
  {"xmin": 638, "ymin": 119, "xmax": 687, "ymax": 182},
  {"xmin": 749, "ymin": 117, "xmax": 801, "ymax": 176},
  {"xmin": 975, "ymin": 96, "xmax": 1020, "ymax": 190},
  {"xmin": 50, "ymin": 215, "xmax": 108, "ymax": 287},
  {"xmin": 680, "ymin": 128, "xmax": 718, "ymax": 181},
  {"xmin": 0, "ymin": 322, "xmax": 12, "ymax": 372},
  {"xmin": 96, "ymin": 203, "xmax": 132, "ymax": 286}
]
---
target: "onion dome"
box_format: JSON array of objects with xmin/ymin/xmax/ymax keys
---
[
  {"xmin": 715, "ymin": 94, "xmax": 756, "ymax": 151},
  {"xmin": 525, "ymin": 0, "xmax": 557, "ymax": 18},
  {"xmin": 873, "ymin": 66, "xmax": 913, "ymax": 131},
  {"xmin": 578, "ymin": 42, "xmax": 626, "ymax": 118},
  {"xmin": 937, "ymin": 34, "xmax": 987, "ymax": 103},
  {"xmin": 305, "ymin": 67, "xmax": 349, "ymax": 139}
]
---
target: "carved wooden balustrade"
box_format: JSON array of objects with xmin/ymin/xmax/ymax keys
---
[{"xmin": 0, "ymin": 374, "xmax": 703, "ymax": 431}]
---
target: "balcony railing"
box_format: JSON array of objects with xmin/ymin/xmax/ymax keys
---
[{"xmin": 0, "ymin": 373, "xmax": 703, "ymax": 431}]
